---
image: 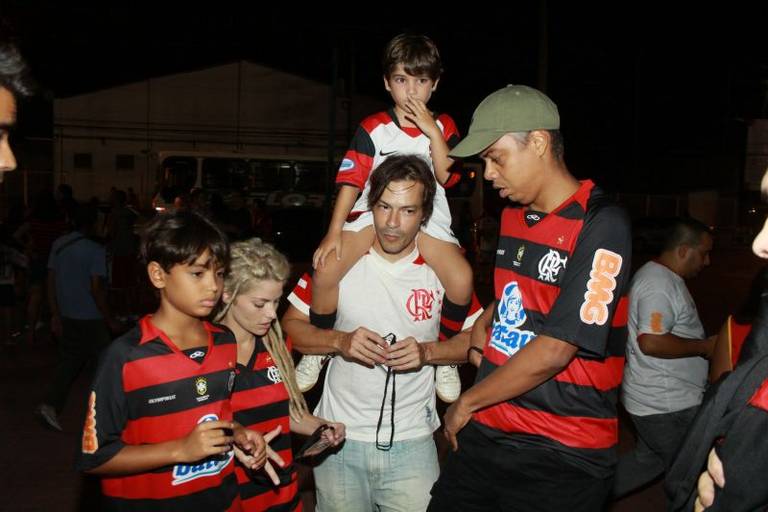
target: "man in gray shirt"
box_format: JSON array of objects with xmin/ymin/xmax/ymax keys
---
[{"xmin": 614, "ymin": 217, "xmax": 714, "ymax": 498}]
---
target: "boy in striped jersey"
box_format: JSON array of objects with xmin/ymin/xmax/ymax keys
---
[{"xmin": 76, "ymin": 210, "xmax": 272, "ymax": 511}]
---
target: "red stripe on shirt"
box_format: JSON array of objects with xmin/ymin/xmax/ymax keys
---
[
  {"xmin": 554, "ymin": 356, "xmax": 625, "ymax": 391},
  {"xmin": 612, "ymin": 296, "xmax": 628, "ymax": 327},
  {"xmin": 749, "ymin": 378, "xmax": 768, "ymax": 412},
  {"xmin": 122, "ymin": 399, "xmax": 232, "ymax": 444},
  {"xmin": 474, "ymin": 403, "xmax": 618, "ymax": 450},
  {"xmin": 123, "ymin": 348, "xmax": 236, "ymax": 392}
]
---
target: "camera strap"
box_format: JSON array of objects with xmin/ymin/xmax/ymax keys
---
[{"xmin": 375, "ymin": 333, "xmax": 397, "ymax": 451}]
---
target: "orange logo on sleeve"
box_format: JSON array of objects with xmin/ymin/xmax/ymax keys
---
[
  {"xmin": 81, "ymin": 391, "xmax": 98, "ymax": 454},
  {"xmin": 650, "ymin": 312, "xmax": 664, "ymax": 333},
  {"xmin": 579, "ymin": 249, "xmax": 623, "ymax": 326}
]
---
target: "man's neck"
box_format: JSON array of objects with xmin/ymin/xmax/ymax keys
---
[
  {"xmin": 529, "ymin": 164, "xmax": 581, "ymax": 213},
  {"xmin": 371, "ymin": 241, "xmax": 416, "ymax": 263},
  {"xmin": 655, "ymin": 253, "xmax": 686, "ymax": 279},
  {"xmin": 151, "ymin": 305, "xmax": 209, "ymax": 350}
]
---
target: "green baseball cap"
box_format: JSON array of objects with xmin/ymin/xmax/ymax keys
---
[{"xmin": 450, "ymin": 85, "xmax": 560, "ymax": 157}]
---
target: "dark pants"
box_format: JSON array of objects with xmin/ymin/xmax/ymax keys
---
[
  {"xmin": 428, "ymin": 422, "xmax": 613, "ymax": 512},
  {"xmin": 45, "ymin": 317, "xmax": 111, "ymax": 412},
  {"xmin": 612, "ymin": 405, "xmax": 699, "ymax": 498}
]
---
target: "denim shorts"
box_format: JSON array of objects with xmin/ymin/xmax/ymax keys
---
[{"xmin": 314, "ymin": 434, "xmax": 439, "ymax": 512}]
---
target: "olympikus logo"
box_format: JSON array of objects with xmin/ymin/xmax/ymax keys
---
[
  {"xmin": 579, "ymin": 249, "xmax": 622, "ymax": 325},
  {"xmin": 171, "ymin": 414, "xmax": 233, "ymax": 486}
]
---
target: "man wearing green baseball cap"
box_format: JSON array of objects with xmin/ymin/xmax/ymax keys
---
[{"xmin": 428, "ymin": 85, "xmax": 633, "ymax": 511}]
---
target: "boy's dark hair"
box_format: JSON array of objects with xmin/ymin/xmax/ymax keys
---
[
  {"xmin": 382, "ymin": 34, "xmax": 442, "ymax": 81},
  {"xmin": 367, "ymin": 154, "xmax": 436, "ymax": 225},
  {"xmin": 140, "ymin": 209, "xmax": 230, "ymax": 271}
]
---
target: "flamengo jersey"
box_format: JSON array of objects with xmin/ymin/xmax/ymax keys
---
[
  {"xmin": 76, "ymin": 316, "xmax": 241, "ymax": 511},
  {"xmin": 231, "ymin": 335, "xmax": 300, "ymax": 512},
  {"xmin": 474, "ymin": 180, "xmax": 631, "ymax": 478},
  {"xmin": 336, "ymin": 109, "xmax": 461, "ymax": 244},
  {"xmin": 288, "ymin": 248, "xmax": 482, "ymax": 442}
]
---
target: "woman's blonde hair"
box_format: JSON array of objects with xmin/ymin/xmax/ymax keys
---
[{"xmin": 215, "ymin": 238, "xmax": 309, "ymax": 422}]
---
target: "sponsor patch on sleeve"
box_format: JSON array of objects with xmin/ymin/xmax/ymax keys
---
[
  {"xmin": 338, "ymin": 158, "xmax": 355, "ymax": 173},
  {"xmin": 579, "ymin": 249, "xmax": 623, "ymax": 326},
  {"xmin": 650, "ymin": 311, "xmax": 664, "ymax": 333},
  {"xmin": 81, "ymin": 391, "xmax": 98, "ymax": 454}
]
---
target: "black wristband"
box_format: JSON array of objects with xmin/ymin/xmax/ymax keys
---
[{"xmin": 467, "ymin": 346, "xmax": 483, "ymax": 360}]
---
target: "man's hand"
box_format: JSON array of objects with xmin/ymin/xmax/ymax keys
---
[
  {"xmin": 385, "ymin": 336, "xmax": 426, "ymax": 371},
  {"xmin": 443, "ymin": 397, "xmax": 473, "ymax": 452},
  {"xmin": 176, "ymin": 420, "xmax": 234, "ymax": 463},
  {"xmin": 338, "ymin": 327, "xmax": 387, "ymax": 366},
  {"xmin": 694, "ymin": 447, "xmax": 725, "ymax": 511}
]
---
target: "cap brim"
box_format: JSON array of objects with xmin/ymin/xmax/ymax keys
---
[{"xmin": 448, "ymin": 130, "xmax": 506, "ymax": 158}]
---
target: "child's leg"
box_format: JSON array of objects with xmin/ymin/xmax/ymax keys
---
[
  {"xmin": 418, "ymin": 234, "xmax": 473, "ymax": 341},
  {"xmin": 311, "ymin": 227, "xmax": 375, "ymax": 321}
]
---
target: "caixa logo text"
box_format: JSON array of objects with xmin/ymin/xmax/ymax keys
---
[{"xmin": 172, "ymin": 414, "xmax": 233, "ymax": 486}]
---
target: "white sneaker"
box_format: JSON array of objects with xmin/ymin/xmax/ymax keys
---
[
  {"xmin": 36, "ymin": 404, "xmax": 63, "ymax": 431},
  {"xmin": 435, "ymin": 364, "xmax": 461, "ymax": 403},
  {"xmin": 295, "ymin": 355, "xmax": 330, "ymax": 392}
]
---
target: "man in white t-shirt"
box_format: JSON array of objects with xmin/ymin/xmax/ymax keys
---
[
  {"xmin": 614, "ymin": 217, "xmax": 715, "ymax": 498},
  {"xmin": 283, "ymin": 154, "xmax": 480, "ymax": 512}
]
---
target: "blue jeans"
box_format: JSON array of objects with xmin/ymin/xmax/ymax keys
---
[
  {"xmin": 314, "ymin": 434, "xmax": 439, "ymax": 512},
  {"xmin": 613, "ymin": 405, "xmax": 699, "ymax": 498}
]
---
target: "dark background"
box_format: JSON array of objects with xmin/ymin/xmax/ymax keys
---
[{"xmin": 3, "ymin": 3, "xmax": 768, "ymax": 195}]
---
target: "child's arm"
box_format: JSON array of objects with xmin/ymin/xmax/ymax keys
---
[
  {"xmin": 87, "ymin": 419, "xmax": 235, "ymax": 475},
  {"xmin": 313, "ymin": 185, "xmax": 360, "ymax": 269},
  {"xmin": 404, "ymin": 98, "xmax": 455, "ymax": 185}
]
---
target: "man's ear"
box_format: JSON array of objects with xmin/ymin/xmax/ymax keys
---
[
  {"xmin": 383, "ymin": 74, "xmax": 392, "ymax": 92},
  {"xmin": 529, "ymin": 130, "xmax": 550, "ymax": 158},
  {"xmin": 677, "ymin": 244, "xmax": 689, "ymax": 260},
  {"xmin": 146, "ymin": 261, "xmax": 167, "ymax": 289},
  {"xmin": 222, "ymin": 291, "xmax": 232, "ymax": 304},
  {"xmin": 431, "ymin": 77, "xmax": 440, "ymax": 92}
]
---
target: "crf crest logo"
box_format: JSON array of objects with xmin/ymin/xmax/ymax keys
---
[
  {"xmin": 406, "ymin": 289, "xmax": 435, "ymax": 321},
  {"xmin": 538, "ymin": 249, "xmax": 568, "ymax": 283}
]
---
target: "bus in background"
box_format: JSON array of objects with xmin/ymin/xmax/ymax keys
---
[{"xmin": 153, "ymin": 151, "xmax": 329, "ymax": 261}]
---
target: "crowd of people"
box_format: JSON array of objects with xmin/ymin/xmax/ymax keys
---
[{"xmin": 1, "ymin": 29, "xmax": 766, "ymax": 512}]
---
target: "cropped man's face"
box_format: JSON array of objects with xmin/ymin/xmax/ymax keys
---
[
  {"xmin": 0, "ymin": 86, "xmax": 18, "ymax": 184},
  {"xmin": 753, "ymin": 171, "xmax": 768, "ymax": 259}
]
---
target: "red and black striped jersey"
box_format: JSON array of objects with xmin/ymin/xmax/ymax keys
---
[
  {"xmin": 335, "ymin": 108, "xmax": 461, "ymax": 190},
  {"xmin": 474, "ymin": 180, "xmax": 631, "ymax": 478},
  {"xmin": 76, "ymin": 315, "xmax": 241, "ymax": 511},
  {"xmin": 231, "ymin": 335, "xmax": 301, "ymax": 512}
]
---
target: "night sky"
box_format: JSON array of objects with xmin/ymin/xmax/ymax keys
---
[{"xmin": 3, "ymin": 3, "xmax": 768, "ymax": 194}]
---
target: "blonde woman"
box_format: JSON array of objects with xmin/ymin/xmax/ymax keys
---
[{"xmin": 217, "ymin": 238, "xmax": 345, "ymax": 511}]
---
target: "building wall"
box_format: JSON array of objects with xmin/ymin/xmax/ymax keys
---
[{"xmin": 54, "ymin": 62, "xmax": 384, "ymax": 203}]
